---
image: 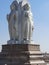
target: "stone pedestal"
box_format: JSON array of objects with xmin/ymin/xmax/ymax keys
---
[{"xmin": 0, "ymin": 43, "xmax": 46, "ymax": 65}]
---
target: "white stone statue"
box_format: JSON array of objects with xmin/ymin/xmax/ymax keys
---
[
  {"xmin": 7, "ymin": 0, "xmax": 34, "ymax": 44},
  {"xmin": 7, "ymin": 1, "xmax": 19, "ymax": 43},
  {"xmin": 21, "ymin": 2, "xmax": 34, "ymax": 43}
]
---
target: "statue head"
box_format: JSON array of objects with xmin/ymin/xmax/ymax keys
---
[
  {"xmin": 23, "ymin": 3, "xmax": 30, "ymax": 11},
  {"xmin": 10, "ymin": 0, "xmax": 18, "ymax": 11}
]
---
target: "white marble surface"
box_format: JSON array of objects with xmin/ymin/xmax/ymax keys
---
[{"xmin": 7, "ymin": 0, "xmax": 34, "ymax": 44}]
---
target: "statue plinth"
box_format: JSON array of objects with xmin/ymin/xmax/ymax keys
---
[
  {"xmin": 0, "ymin": 43, "xmax": 46, "ymax": 65},
  {"xmin": 2, "ymin": 44, "xmax": 40, "ymax": 52}
]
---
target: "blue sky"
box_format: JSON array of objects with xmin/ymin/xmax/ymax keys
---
[{"xmin": 0, "ymin": 0, "xmax": 49, "ymax": 52}]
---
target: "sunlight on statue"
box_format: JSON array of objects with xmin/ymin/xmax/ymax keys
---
[{"xmin": 7, "ymin": 0, "xmax": 34, "ymax": 44}]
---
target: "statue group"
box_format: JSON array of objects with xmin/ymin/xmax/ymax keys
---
[{"xmin": 7, "ymin": 0, "xmax": 34, "ymax": 44}]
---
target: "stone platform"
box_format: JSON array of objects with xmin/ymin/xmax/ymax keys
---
[{"xmin": 0, "ymin": 44, "xmax": 46, "ymax": 65}]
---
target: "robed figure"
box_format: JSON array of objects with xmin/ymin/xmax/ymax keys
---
[{"xmin": 7, "ymin": 0, "xmax": 34, "ymax": 44}]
